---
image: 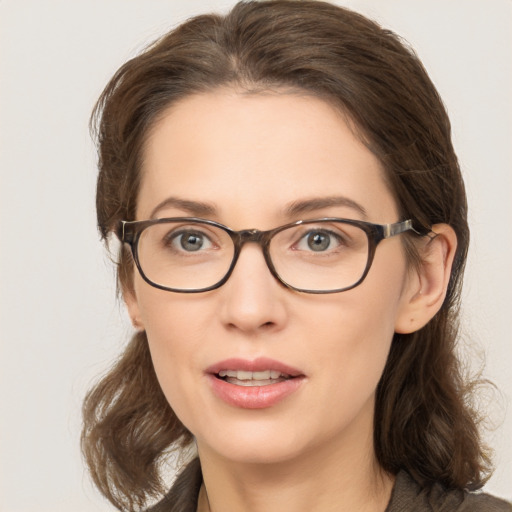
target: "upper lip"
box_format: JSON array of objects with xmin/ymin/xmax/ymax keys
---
[{"xmin": 205, "ymin": 357, "xmax": 304, "ymax": 377}]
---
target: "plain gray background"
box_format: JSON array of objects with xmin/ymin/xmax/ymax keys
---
[{"xmin": 1, "ymin": 1, "xmax": 511, "ymax": 510}]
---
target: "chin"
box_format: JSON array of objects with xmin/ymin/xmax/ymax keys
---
[{"xmin": 196, "ymin": 420, "xmax": 311, "ymax": 465}]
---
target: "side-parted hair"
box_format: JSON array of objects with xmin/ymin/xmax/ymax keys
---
[{"xmin": 82, "ymin": 1, "xmax": 490, "ymax": 510}]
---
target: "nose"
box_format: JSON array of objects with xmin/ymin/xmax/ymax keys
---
[{"xmin": 218, "ymin": 243, "xmax": 288, "ymax": 334}]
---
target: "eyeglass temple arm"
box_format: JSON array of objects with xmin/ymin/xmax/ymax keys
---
[
  {"xmin": 382, "ymin": 219, "xmax": 420, "ymax": 238},
  {"xmin": 116, "ymin": 220, "xmax": 130, "ymax": 243}
]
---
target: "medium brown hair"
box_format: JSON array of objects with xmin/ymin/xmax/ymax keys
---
[{"xmin": 82, "ymin": 1, "xmax": 491, "ymax": 510}]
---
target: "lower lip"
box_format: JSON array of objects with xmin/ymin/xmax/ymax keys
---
[{"xmin": 207, "ymin": 374, "xmax": 304, "ymax": 409}]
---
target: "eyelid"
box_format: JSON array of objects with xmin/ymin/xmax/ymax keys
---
[
  {"xmin": 295, "ymin": 222, "xmax": 350, "ymax": 236},
  {"xmin": 162, "ymin": 225, "xmax": 208, "ymax": 241},
  {"xmin": 161, "ymin": 222, "xmax": 220, "ymax": 238}
]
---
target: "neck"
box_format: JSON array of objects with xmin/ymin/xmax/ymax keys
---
[{"xmin": 197, "ymin": 402, "xmax": 394, "ymax": 512}]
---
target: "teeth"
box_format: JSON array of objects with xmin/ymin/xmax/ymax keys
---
[
  {"xmin": 232, "ymin": 379, "xmax": 280, "ymax": 387},
  {"xmin": 218, "ymin": 370, "xmax": 288, "ymax": 380}
]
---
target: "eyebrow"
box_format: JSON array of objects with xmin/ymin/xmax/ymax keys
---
[
  {"xmin": 285, "ymin": 196, "xmax": 368, "ymax": 219},
  {"xmin": 149, "ymin": 197, "xmax": 218, "ymax": 219}
]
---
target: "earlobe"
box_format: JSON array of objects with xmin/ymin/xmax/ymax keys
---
[
  {"xmin": 123, "ymin": 287, "xmax": 145, "ymax": 331},
  {"xmin": 395, "ymin": 224, "xmax": 457, "ymax": 334}
]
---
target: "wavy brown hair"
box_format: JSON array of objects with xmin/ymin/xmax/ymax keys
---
[{"xmin": 82, "ymin": 1, "xmax": 491, "ymax": 510}]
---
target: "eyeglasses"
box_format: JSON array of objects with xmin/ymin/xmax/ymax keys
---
[{"xmin": 117, "ymin": 217, "xmax": 418, "ymax": 294}]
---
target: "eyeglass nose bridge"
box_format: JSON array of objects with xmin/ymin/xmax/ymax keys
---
[
  {"xmin": 238, "ymin": 228, "xmax": 264, "ymax": 241},
  {"xmin": 225, "ymin": 228, "xmax": 282, "ymax": 284},
  {"xmin": 232, "ymin": 228, "xmax": 275, "ymax": 252}
]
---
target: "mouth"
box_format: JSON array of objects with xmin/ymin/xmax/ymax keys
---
[
  {"xmin": 206, "ymin": 357, "xmax": 304, "ymax": 385},
  {"xmin": 205, "ymin": 357, "xmax": 305, "ymax": 409}
]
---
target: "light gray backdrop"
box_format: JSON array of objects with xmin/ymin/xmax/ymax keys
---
[{"xmin": 1, "ymin": 1, "xmax": 510, "ymax": 511}]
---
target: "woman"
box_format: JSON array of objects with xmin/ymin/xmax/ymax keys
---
[{"xmin": 82, "ymin": 1, "xmax": 511, "ymax": 511}]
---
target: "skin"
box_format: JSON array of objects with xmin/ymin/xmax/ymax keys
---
[{"xmin": 125, "ymin": 90, "xmax": 456, "ymax": 512}]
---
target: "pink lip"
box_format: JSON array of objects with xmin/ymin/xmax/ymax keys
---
[{"xmin": 205, "ymin": 357, "xmax": 305, "ymax": 409}]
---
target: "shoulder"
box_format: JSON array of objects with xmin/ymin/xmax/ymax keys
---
[
  {"xmin": 145, "ymin": 458, "xmax": 202, "ymax": 512},
  {"xmin": 387, "ymin": 470, "xmax": 512, "ymax": 512}
]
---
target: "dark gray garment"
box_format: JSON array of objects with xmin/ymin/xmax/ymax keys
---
[{"xmin": 147, "ymin": 457, "xmax": 511, "ymax": 512}]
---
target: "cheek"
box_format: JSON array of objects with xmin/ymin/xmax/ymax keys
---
[
  {"xmin": 136, "ymin": 288, "xmax": 210, "ymax": 413},
  {"xmin": 304, "ymin": 293, "xmax": 396, "ymax": 386},
  {"xmin": 302, "ymin": 257, "xmax": 407, "ymax": 409}
]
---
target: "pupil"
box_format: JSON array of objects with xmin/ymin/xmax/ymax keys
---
[
  {"xmin": 308, "ymin": 232, "xmax": 329, "ymax": 251},
  {"xmin": 181, "ymin": 233, "xmax": 203, "ymax": 251}
]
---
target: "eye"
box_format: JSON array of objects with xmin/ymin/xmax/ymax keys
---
[
  {"xmin": 167, "ymin": 230, "xmax": 214, "ymax": 252},
  {"xmin": 296, "ymin": 229, "xmax": 343, "ymax": 252}
]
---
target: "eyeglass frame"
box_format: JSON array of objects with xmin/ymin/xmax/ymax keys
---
[{"xmin": 117, "ymin": 217, "xmax": 420, "ymax": 294}]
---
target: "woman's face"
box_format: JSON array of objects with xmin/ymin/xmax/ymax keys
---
[{"xmin": 127, "ymin": 90, "xmax": 418, "ymax": 465}]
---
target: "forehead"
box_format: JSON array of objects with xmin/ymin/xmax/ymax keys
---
[{"xmin": 138, "ymin": 90, "xmax": 398, "ymax": 225}]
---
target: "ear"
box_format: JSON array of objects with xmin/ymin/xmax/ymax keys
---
[
  {"xmin": 123, "ymin": 286, "xmax": 145, "ymax": 332},
  {"xmin": 395, "ymin": 224, "xmax": 457, "ymax": 334}
]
